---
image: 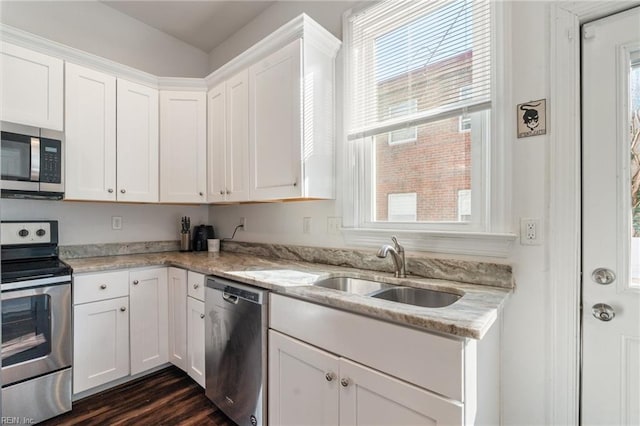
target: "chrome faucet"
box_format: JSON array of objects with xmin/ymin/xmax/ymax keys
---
[{"xmin": 377, "ymin": 236, "xmax": 406, "ymax": 278}]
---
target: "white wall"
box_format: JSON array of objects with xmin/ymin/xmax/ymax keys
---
[
  {"xmin": 0, "ymin": 1, "xmax": 210, "ymax": 77},
  {"xmin": 208, "ymin": 1, "xmax": 357, "ymax": 72},
  {"xmin": 0, "ymin": 199, "xmax": 208, "ymax": 246},
  {"xmin": 209, "ymin": 1, "xmax": 553, "ymax": 424}
]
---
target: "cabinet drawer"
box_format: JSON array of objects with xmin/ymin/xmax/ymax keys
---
[
  {"xmin": 187, "ymin": 271, "xmax": 205, "ymax": 301},
  {"xmin": 74, "ymin": 270, "xmax": 129, "ymax": 304},
  {"xmin": 270, "ymin": 294, "xmax": 465, "ymax": 402}
]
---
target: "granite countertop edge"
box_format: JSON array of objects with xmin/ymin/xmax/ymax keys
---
[{"xmin": 64, "ymin": 251, "xmax": 511, "ymax": 340}]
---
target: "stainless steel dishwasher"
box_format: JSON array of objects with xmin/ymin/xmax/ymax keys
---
[{"xmin": 205, "ymin": 276, "xmax": 268, "ymax": 426}]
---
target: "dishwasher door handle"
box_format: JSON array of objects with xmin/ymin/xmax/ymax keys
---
[{"xmin": 222, "ymin": 292, "xmax": 239, "ymax": 304}]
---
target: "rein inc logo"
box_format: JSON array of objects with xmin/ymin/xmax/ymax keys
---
[
  {"xmin": 517, "ymin": 99, "xmax": 547, "ymax": 138},
  {"xmin": 1, "ymin": 418, "xmax": 35, "ymax": 424}
]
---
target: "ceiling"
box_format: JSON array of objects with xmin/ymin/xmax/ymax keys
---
[{"xmin": 101, "ymin": 1, "xmax": 276, "ymax": 53}]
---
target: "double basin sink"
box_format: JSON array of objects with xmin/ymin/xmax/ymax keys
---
[{"xmin": 312, "ymin": 277, "xmax": 460, "ymax": 308}]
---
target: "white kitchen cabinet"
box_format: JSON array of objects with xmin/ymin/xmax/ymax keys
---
[
  {"xmin": 117, "ymin": 79, "xmax": 159, "ymax": 203},
  {"xmin": 65, "ymin": 63, "xmax": 117, "ymax": 201},
  {"xmin": 0, "ymin": 42, "xmax": 63, "ymax": 130},
  {"xmin": 73, "ymin": 296, "xmax": 130, "ymax": 394},
  {"xmin": 269, "ymin": 330, "xmax": 340, "ymax": 426},
  {"xmin": 129, "ymin": 267, "xmax": 168, "ymax": 375},
  {"xmin": 269, "ymin": 330, "xmax": 461, "ymax": 426},
  {"xmin": 160, "ymin": 91, "xmax": 207, "ymax": 203},
  {"xmin": 249, "ymin": 35, "xmax": 338, "ymax": 201},
  {"xmin": 168, "ymin": 267, "xmax": 188, "ymax": 371},
  {"xmin": 187, "ymin": 296, "xmax": 206, "ymax": 388},
  {"xmin": 207, "ymin": 69, "xmax": 250, "ymax": 202}
]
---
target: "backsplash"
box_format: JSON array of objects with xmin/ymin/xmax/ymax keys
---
[{"xmin": 60, "ymin": 240, "xmax": 179, "ymax": 259}]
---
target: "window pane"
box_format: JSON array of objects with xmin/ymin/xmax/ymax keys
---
[
  {"xmin": 373, "ymin": 112, "xmax": 484, "ymax": 223},
  {"xmin": 630, "ymin": 53, "xmax": 640, "ymax": 283}
]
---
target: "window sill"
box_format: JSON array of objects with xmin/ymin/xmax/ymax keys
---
[{"xmin": 341, "ymin": 228, "xmax": 517, "ymax": 258}]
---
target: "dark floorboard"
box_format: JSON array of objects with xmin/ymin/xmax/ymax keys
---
[{"xmin": 41, "ymin": 367, "xmax": 236, "ymax": 426}]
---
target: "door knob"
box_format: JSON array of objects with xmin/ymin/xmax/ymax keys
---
[
  {"xmin": 133, "ymin": 280, "xmax": 139, "ymax": 285},
  {"xmin": 108, "ymin": 188, "xmax": 114, "ymax": 193},
  {"xmin": 325, "ymin": 372, "xmax": 336, "ymax": 382},
  {"xmin": 592, "ymin": 303, "xmax": 615, "ymax": 321},
  {"xmin": 120, "ymin": 189, "xmax": 126, "ymax": 194},
  {"xmin": 340, "ymin": 378, "xmax": 350, "ymax": 387},
  {"xmin": 120, "ymin": 306, "xmax": 127, "ymax": 312},
  {"xmin": 193, "ymin": 283, "xmax": 199, "ymax": 289},
  {"xmin": 199, "ymin": 192, "xmax": 203, "ymax": 196},
  {"xmin": 200, "ymin": 313, "xmax": 205, "ymax": 319},
  {"xmin": 100, "ymin": 284, "xmax": 107, "ymax": 289},
  {"xmin": 592, "ymin": 268, "xmax": 615, "ymax": 285}
]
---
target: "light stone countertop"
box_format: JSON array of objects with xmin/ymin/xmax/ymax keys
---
[{"xmin": 65, "ymin": 251, "xmax": 511, "ymax": 340}]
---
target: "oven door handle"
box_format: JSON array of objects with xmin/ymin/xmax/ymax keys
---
[{"xmin": 1, "ymin": 275, "xmax": 71, "ymax": 291}]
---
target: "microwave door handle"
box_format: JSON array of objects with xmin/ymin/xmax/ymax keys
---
[{"xmin": 30, "ymin": 137, "xmax": 40, "ymax": 181}]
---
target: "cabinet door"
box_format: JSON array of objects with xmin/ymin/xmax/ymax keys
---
[
  {"xmin": 73, "ymin": 297, "xmax": 130, "ymax": 394},
  {"xmin": 249, "ymin": 40, "xmax": 302, "ymax": 201},
  {"xmin": 129, "ymin": 268, "xmax": 168, "ymax": 375},
  {"xmin": 207, "ymin": 82, "xmax": 227, "ymax": 202},
  {"xmin": 160, "ymin": 91, "xmax": 206, "ymax": 203},
  {"xmin": 226, "ymin": 69, "xmax": 250, "ymax": 202},
  {"xmin": 269, "ymin": 330, "xmax": 340, "ymax": 426},
  {"xmin": 168, "ymin": 267, "xmax": 187, "ymax": 372},
  {"xmin": 116, "ymin": 79, "xmax": 159, "ymax": 202},
  {"xmin": 339, "ymin": 358, "xmax": 464, "ymax": 426},
  {"xmin": 65, "ymin": 63, "xmax": 117, "ymax": 201},
  {"xmin": 187, "ymin": 271, "xmax": 205, "ymax": 302},
  {"xmin": 187, "ymin": 296, "xmax": 205, "ymax": 388},
  {"xmin": 0, "ymin": 42, "xmax": 63, "ymax": 130}
]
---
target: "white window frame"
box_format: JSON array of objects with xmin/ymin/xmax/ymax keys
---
[
  {"xmin": 341, "ymin": 1, "xmax": 515, "ymax": 257},
  {"xmin": 387, "ymin": 99, "xmax": 418, "ymax": 145}
]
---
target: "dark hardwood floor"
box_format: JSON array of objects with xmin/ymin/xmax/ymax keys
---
[{"xmin": 42, "ymin": 367, "xmax": 236, "ymax": 426}]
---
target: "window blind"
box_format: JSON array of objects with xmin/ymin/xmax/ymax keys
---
[{"xmin": 348, "ymin": 0, "xmax": 491, "ymax": 140}]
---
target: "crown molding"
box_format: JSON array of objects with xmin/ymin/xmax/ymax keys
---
[{"xmin": 156, "ymin": 77, "xmax": 207, "ymax": 91}]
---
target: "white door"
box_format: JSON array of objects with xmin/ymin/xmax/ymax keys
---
[
  {"xmin": 0, "ymin": 42, "xmax": 63, "ymax": 130},
  {"xmin": 187, "ymin": 296, "xmax": 206, "ymax": 387},
  {"xmin": 339, "ymin": 358, "xmax": 463, "ymax": 426},
  {"xmin": 159, "ymin": 90, "xmax": 207, "ymax": 203},
  {"xmin": 207, "ymin": 81, "xmax": 227, "ymax": 202},
  {"xmin": 168, "ymin": 267, "xmax": 188, "ymax": 371},
  {"xmin": 226, "ymin": 69, "xmax": 250, "ymax": 202},
  {"xmin": 582, "ymin": 7, "xmax": 640, "ymax": 425},
  {"xmin": 65, "ymin": 63, "xmax": 117, "ymax": 201},
  {"xmin": 129, "ymin": 268, "xmax": 168, "ymax": 375},
  {"xmin": 73, "ymin": 297, "xmax": 130, "ymax": 394},
  {"xmin": 249, "ymin": 40, "xmax": 302, "ymax": 201},
  {"xmin": 116, "ymin": 79, "xmax": 159, "ymax": 202},
  {"xmin": 269, "ymin": 330, "xmax": 340, "ymax": 426}
]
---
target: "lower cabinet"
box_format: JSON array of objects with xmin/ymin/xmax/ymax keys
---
[
  {"xmin": 74, "ymin": 297, "xmax": 130, "ymax": 393},
  {"xmin": 269, "ymin": 330, "xmax": 462, "ymax": 426},
  {"xmin": 187, "ymin": 296, "xmax": 206, "ymax": 388}
]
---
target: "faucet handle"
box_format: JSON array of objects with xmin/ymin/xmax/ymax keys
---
[{"xmin": 391, "ymin": 236, "xmax": 403, "ymax": 251}]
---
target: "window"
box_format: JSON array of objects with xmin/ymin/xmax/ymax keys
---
[{"xmin": 345, "ymin": 0, "xmax": 492, "ymax": 232}]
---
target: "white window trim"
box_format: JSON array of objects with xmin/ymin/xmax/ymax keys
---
[{"xmin": 341, "ymin": 1, "xmax": 515, "ymax": 257}]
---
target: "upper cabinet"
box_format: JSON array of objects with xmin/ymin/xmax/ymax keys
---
[
  {"xmin": 207, "ymin": 69, "xmax": 250, "ymax": 203},
  {"xmin": 0, "ymin": 42, "xmax": 63, "ymax": 130},
  {"xmin": 65, "ymin": 63, "xmax": 159, "ymax": 203},
  {"xmin": 117, "ymin": 79, "xmax": 159, "ymax": 203},
  {"xmin": 160, "ymin": 91, "xmax": 207, "ymax": 203},
  {"xmin": 65, "ymin": 63, "xmax": 117, "ymax": 201}
]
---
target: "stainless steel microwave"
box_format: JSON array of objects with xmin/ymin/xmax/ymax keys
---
[{"xmin": 1, "ymin": 131, "xmax": 64, "ymax": 199}]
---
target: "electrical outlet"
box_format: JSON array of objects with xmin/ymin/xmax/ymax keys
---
[
  {"xmin": 112, "ymin": 216, "xmax": 122, "ymax": 230},
  {"xmin": 520, "ymin": 218, "xmax": 541, "ymax": 245},
  {"xmin": 240, "ymin": 217, "xmax": 247, "ymax": 231},
  {"xmin": 303, "ymin": 217, "xmax": 312, "ymax": 234},
  {"xmin": 327, "ymin": 217, "xmax": 342, "ymax": 235}
]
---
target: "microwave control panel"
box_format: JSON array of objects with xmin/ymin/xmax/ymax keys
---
[{"xmin": 39, "ymin": 138, "xmax": 62, "ymax": 184}]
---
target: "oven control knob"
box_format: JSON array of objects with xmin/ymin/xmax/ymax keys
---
[
  {"xmin": 18, "ymin": 229, "xmax": 29, "ymax": 237},
  {"xmin": 36, "ymin": 229, "xmax": 46, "ymax": 237}
]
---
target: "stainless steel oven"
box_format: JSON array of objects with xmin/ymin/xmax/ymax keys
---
[
  {"xmin": 1, "ymin": 221, "xmax": 72, "ymax": 423},
  {"xmin": 1, "ymin": 131, "xmax": 64, "ymax": 199}
]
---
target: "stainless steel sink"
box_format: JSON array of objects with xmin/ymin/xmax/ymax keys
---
[
  {"xmin": 312, "ymin": 277, "xmax": 393, "ymax": 295},
  {"xmin": 370, "ymin": 286, "xmax": 461, "ymax": 308}
]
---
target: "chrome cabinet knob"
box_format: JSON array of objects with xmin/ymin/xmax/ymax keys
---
[
  {"xmin": 226, "ymin": 190, "xmax": 231, "ymax": 194},
  {"xmin": 592, "ymin": 268, "xmax": 615, "ymax": 285},
  {"xmin": 100, "ymin": 284, "xmax": 107, "ymax": 290},
  {"xmin": 133, "ymin": 280, "xmax": 139, "ymax": 285},
  {"xmin": 200, "ymin": 313, "xmax": 205, "ymax": 319},
  {"xmin": 325, "ymin": 372, "xmax": 336, "ymax": 382},
  {"xmin": 193, "ymin": 283, "xmax": 199, "ymax": 289},
  {"xmin": 340, "ymin": 378, "xmax": 350, "ymax": 387},
  {"xmin": 199, "ymin": 192, "xmax": 203, "ymax": 196},
  {"xmin": 120, "ymin": 306, "xmax": 127, "ymax": 312},
  {"xmin": 120, "ymin": 189, "xmax": 126, "ymax": 194},
  {"xmin": 592, "ymin": 303, "xmax": 615, "ymax": 322},
  {"xmin": 219, "ymin": 190, "xmax": 225, "ymax": 195},
  {"xmin": 108, "ymin": 188, "xmax": 114, "ymax": 193}
]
